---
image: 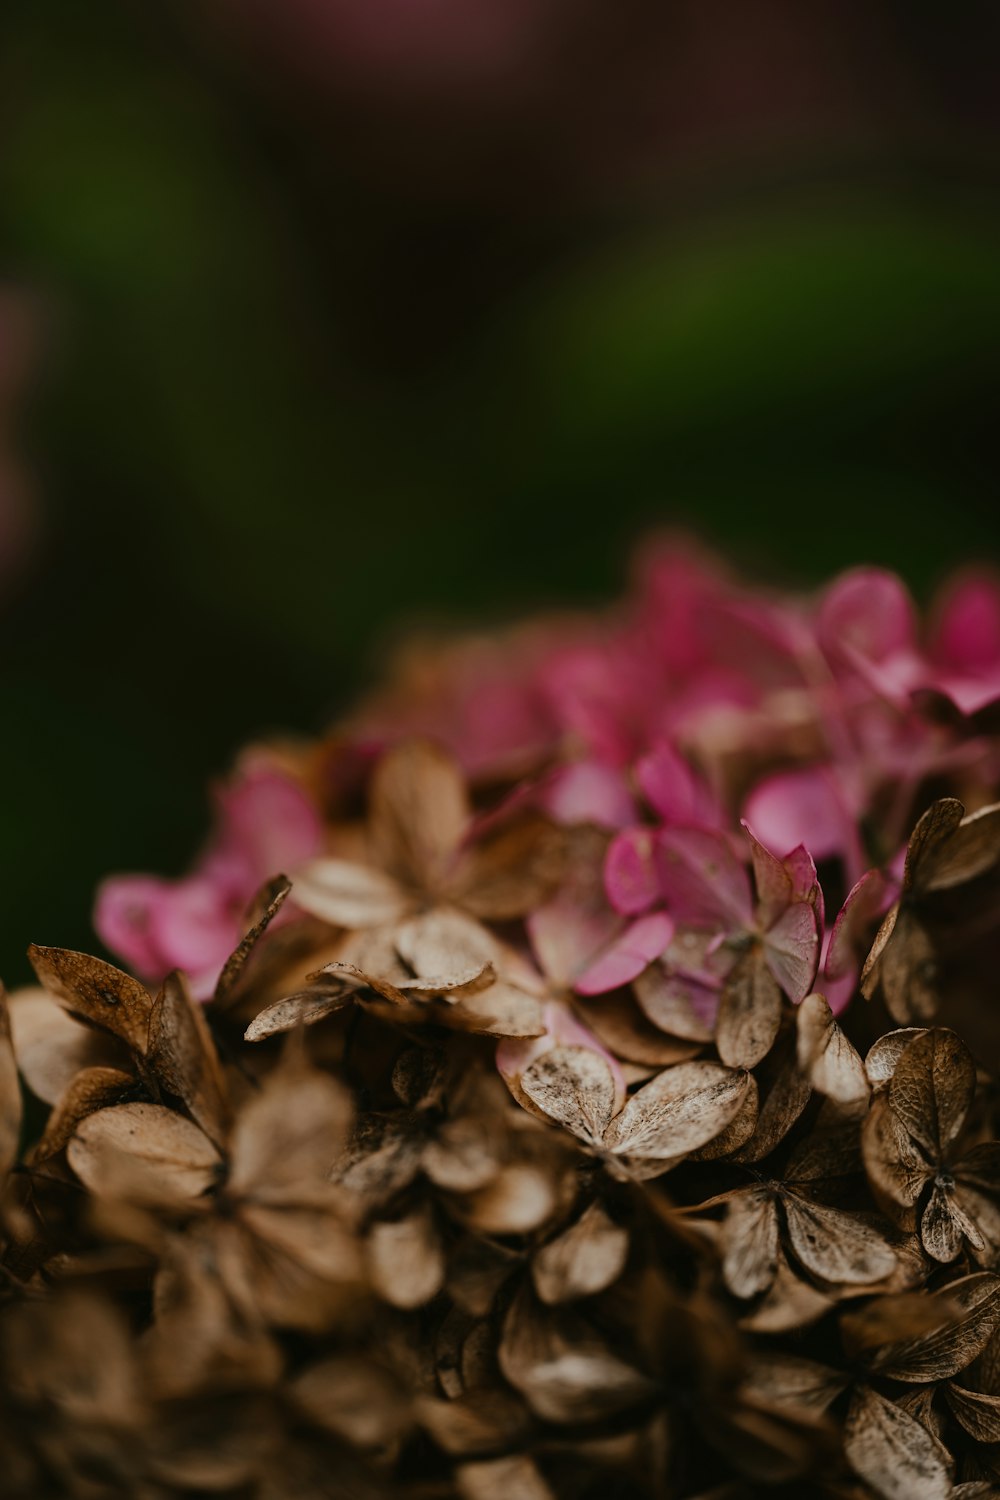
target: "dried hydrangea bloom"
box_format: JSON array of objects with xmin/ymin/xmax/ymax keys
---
[{"xmin": 5, "ymin": 540, "xmax": 1000, "ymax": 1497}]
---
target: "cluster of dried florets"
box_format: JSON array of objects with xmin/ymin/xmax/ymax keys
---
[{"xmin": 4, "ymin": 541, "xmax": 1000, "ymax": 1499}]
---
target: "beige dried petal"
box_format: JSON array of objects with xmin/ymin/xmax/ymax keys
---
[
  {"xmin": 499, "ymin": 1289, "xmax": 654, "ymax": 1424},
  {"xmin": 213, "ymin": 876, "xmax": 292, "ymax": 1005},
  {"xmin": 369, "ymin": 1205, "xmax": 445, "ymax": 1309},
  {"xmin": 28, "ymin": 945, "xmax": 153, "ymax": 1055},
  {"xmin": 921, "ymin": 1181, "xmax": 966, "ymax": 1263},
  {"xmin": 215, "ymin": 1213, "xmax": 360, "ymax": 1334},
  {"xmin": 740, "ymin": 1249, "xmax": 834, "ymax": 1334},
  {"xmin": 68, "ymin": 1102, "xmax": 221, "ymax": 1207},
  {"xmin": 422, "ymin": 1114, "xmax": 503, "ymax": 1194},
  {"xmin": 574, "ymin": 990, "xmax": 702, "ymax": 1066},
  {"xmin": 456, "ymin": 1454, "xmax": 555, "ymax": 1500},
  {"xmin": 290, "ymin": 858, "xmax": 410, "ymax": 929},
  {"xmin": 290, "ymin": 1356, "xmax": 411, "ymax": 1449},
  {"xmin": 633, "ymin": 962, "xmax": 716, "ymax": 1043},
  {"xmin": 416, "ymin": 1389, "xmax": 531, "ymax": 1457},
  {"xmin": 463, "ymin": 1165, "xmax": 559, "ymax": 1236},
  {"xmin": 715, "ymin": 949, "xmax": 783, "ymax": 1069},
  {"xmin": 446, "ymin": 981, "xmax": 546, "ymax": 1039},
  {"xmin": 394, "ymin": 908, "xmax": 500, "ymax": 976},
  {"xmin": 721, "ymin": 1190, "xmax": 780, "ymax": 1299},
  {"xmin": 880, "ymin": 910, "xmax": 940, "ymax": 1025},
  {"xmin": 604, "ymin": 1061, "xmax": 751, "ymax": 1164},
  {"xmin": 872, "ymin": 1274, "xmax": 1000, "ymax": 1382},
  {"xmin": 0, "ymin": 987, "xmax": 22, "ymax": 1179},
  {"xmin": 944, "ymin": 1382, "xmax": 1000, "ymax": 1443},
  {"xmin": 689, "ymin": 1072, "xmax": 760, "ymax": 1161},
  {"xmin": 228, "ymin": 1057, "xmax": 352, "ymax": 1201},
  {"xmin": 796, "ymin": 992, "xmax": 869, "ymax": 1113},
  {"xmin": 457, "ymin": 815, "xmax": 565, "ymax": 921},
  {"xmin": 7, "ymin": 987, "xmax": 127, "ymax": 1105},
  {"xmin": 146, "ymin": 971, "xmax": 230, "ymax": 1147},
  {"xmin": 860, "ymin": 900, "xmax": 899, "ymax": 1000},
  {"xmin": 243, "ymin": 985, "xmax": 353, "ymax": 1041},
  {"xmin": 865, "ymin": 1028, "xmax": 928, "ymax": 1088},
  {"xmin": 889, "ymin": 1027, "xmax": 974, "ymax": 1159},
  {"xmin": 239, "ymin": 1201, "xmax": 362, "ymax": 1282},
  {"xmin": 532, "ymin": 1201, "xmax": 629, "ymax": 1304},
  {"xmin": 31, "ymin": 1065, "xmax": 136, "ymax": 1163},
  {"xmin": 521, "ymin": 1045, "xmax": 617, "ymax": 1145},
  {"xmin": 782, "ymin": 1191, "xmax": 898, "ymax": 1286},
  {"xmin": 370, "ymin": 739, "xmax": 470, "ymax": 889},
  {"xmin": 844, "ymin": 1384, "xmax": 953, "ymax": 1500}
]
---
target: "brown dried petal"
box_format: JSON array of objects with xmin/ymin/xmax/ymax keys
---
[
  {"xmin": 921, "ymin": 1181, "xmax": 966, "ymax": 1263},
  {"xmin": 394, "ymin": 908, "xmax": 500, "ymax": 976},
  {"xmin": 68, "ymin": 1102, "xmax": 222, "ymax": 1206},
  {"xmin": 228, "ymin": 1056, "xmax": 352, "ymax": 1202},
  {"xmin": 369, "ymin": 1205, "xmax": 445, "ymax": 1309},
  {"xmin": 889, "ymin": 1027, "xmax": 974, "ymax": 1159},
  {"xmin": 457, "ymin": 815, "xmax": 565, "ymax": 922},
  {"xmin": 463, "ymin": 1165, "xmax": 560, "ymax": 1236},
  {"xmin": 862, "ymin": 1093, "xmax": 931, "ymax": 1219},
  {"xmin": 633, "ymin": 961, "xmax": 716, "ymax": 1043},
  {"xmin": 416, "ymin": 1389, "xmax": 532, "ymax": 1458},
  {"xmin": 520, "ymin": 1044, "xmax": 617, "ymax": 1145},
  {"xmin": 741, "ymin": 1351, "xmax": 847, "ymax": 1414},
  {"xmin": 290, "ymin": 1356, "xmax": 412, "ymax": 1449},
  {"xmin": 796, "ymin": 992, "xmax": 869, "ymax": 1114},
  {"xmin": 739, "ymin": 1248, "xmax": 834, "ymax": 1334},
  {"xmin": 945, "ymin": 1383, "xmax": 1000, "ymax": 1443},
  {"xmin": 532, "ymin": 1201, "xmax": 629, "ymax": 1304},
  {"xmin": 146, "ymin": 970, "xmax": 230, "ymax": 1146},
  {"xmin": 370, "ymin": 739, "xmax": 470, "ymax": 889},
  {"xmin": 446, "ymin": 981, "xmax": 546, "ymax": 1039},
  {"xmin": 499, "ymin": 1288, "xmax": 655, "ymax": 1423},
  {"xmin": 904, "ymin": 798, "xmax": 966, "ymax": 893},
  {"xmin": 920, "ymin": 801, "xmax": 1000, "ymax": 893},
  {"xmin": 31, "ymin": 1065, "xmax": 136, "ymax": 1163},
  {"xmin": 289, "ymin": 858, "xmax": 410, "ymax": 929},
  {"xmin": 844, "ymin": 1384, "xmax": 953, "ymax": 1500},
  {"xmin": 28, "ymin": 944, "xmax": 153, "ymax": 1055},
  {"xmin": 879, "ymin": 910, "xmax": 940, "ymax": 1025},
  {"xmin": 781, "ymin": 1191, "xmax": 898, "ymax": 1286},
  {"xmin": 7, "ymin": 987, "xmax": 128, "ymax": 1105},
  {"xmin": 574, "ymin": 990, "xmax": 702, "ymax": 1066},
  {"xmin": 865, "ymin": 1029, "xmax": 929, "ymax": 1089},
  {"xmin": 721, "ymin": 1189, "xmax": 780, "ymax": 1299},
  {"xmin": 604, "ymin": 1061, "xmax": 751, "ymax": 1164},
  {"xmin": 213, "ymin": 876, "xmax": 292, "ymax": 1004},
  {"xmin": 456, "ymin": 1455, "xmax": 555, "ymax": 1500},
  {"xmin": 841, "ymin": 1293, "xmax": 959, "ymax": 1360},
  {"xmin": 689, "ymin": 1072, "xmax": 759, "ymax": 1160},
  {"xmin": 243, "ymin": 984, "xmax": 353, "ymax": 1041},
  {"xmin": 732, "ymin": 1043, "xmax": 812, "ymax": 1164},
  {"xmin": 716, "ymin": 949, "xmax": 783, "ymax": 1069},
  {"xmin": 872, "ymin": 1274, "xmax": 1000, "ymax": 1382}
]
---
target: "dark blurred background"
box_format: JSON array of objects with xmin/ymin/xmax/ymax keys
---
[{"xmin": 1, "ymin": 0, "xmax": 999, "ymax": 983}]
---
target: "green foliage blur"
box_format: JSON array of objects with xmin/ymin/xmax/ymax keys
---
[{"xmin": 1, "ymin": 0, "xmax": 999, "ymax": 984}]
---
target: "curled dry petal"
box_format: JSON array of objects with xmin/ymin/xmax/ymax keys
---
[
  {"xmin": 796, "ymin": 993, "xmax": 869, "ymax": 1113},
  {"xmin": 27, "ymin": 945, "xmax": 153, "ymax": 1056}
]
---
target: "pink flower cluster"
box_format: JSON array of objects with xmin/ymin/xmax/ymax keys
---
[{"xmin": 95, "ymin": 540, "xmax": 1000, "ymax": 1018}]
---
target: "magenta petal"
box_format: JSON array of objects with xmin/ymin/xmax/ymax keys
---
[
  {"xmin": 825, "ymin": 869, "xmax": 888, "ymax": 984},
  {"xmin": 636, "ymin": 742, "xmax": 716, "ymax": 824},
  {"xmin": 93, "ymin": 875, "xmax": 173, "ymax": 979},
  {"xmin": 574, "ymin": 912, "xmax": 675, "ymax": 996},
  {"xmin": 216, "ymin": 766, "xmax": 324, "ymax": 881},
  {"xmin": 605, "ymin": 827, "xmax": 659, "ymax": 916},
  {"xmin": 743, "ymin": 765, "xmax": 859, "ymax": 871},
  {"xmin": 543, "ymin": 760, "xmax": 637, "ymax": 831},
  {"xmin": 819, "ymin": 567, "xmax": 917, "ymax": 666},
  {"xmin": 763, "ymin": 901, "xmax": 820, "ymax": 1003},
  {"xmin": 654, "ymin": 826, "xmax": 754, "ymax": 930},
  {"xmin": 930, "ymin": 569, "xmax": 1000, "ymax": 674}
]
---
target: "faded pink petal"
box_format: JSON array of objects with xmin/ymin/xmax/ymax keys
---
[
  {"xmin": 542, "ymin": 760, "xmax": 636, "ymax": 830},
  {"xmin": 744, "ymin": 766, "xmax": 863, "ymax": 879},
  {"xmin": 819, "ymin": 567, "xmax": 917, "ymax": 667},
  {"xmin": 654, "ymin": 826, "xmax": 754, "ymax": 930},
  {"xmin": 574, "ymin": 911, "xmax": 675, "ymax": 996},
  {"xmin": 635, "ymin": 743, "xmax": 718, "ymax": 825},
  {"xmin": 743, "ymin": 823, "xmax": 793, "ymax": 929},
  {"xmin": 604, "ymin": 828, "xmax": 658, "ymax": 916},
  {"xmin": 930, "ymin": 570, "xmax": 1000, "ymax": 675},
  {"xmin": 763, "ymin": 900, "xmax": 820, "ymax": 1003}
]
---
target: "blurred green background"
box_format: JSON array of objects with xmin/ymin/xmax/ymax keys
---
[{"xmin": 1, "ymin": 0, "xmax": 999, "ymax": 983}]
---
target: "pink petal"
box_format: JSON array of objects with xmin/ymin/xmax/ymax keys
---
[
  {"xmin": 93, "ymin": 875, "xmax": 175, "ymax": 979},
  {"xmin": 654, "ymin": 826, "xmax": 754, "ymax": 930},
  {"xmin": 929, "ymin": 569, "xmax": 1000, "ymax": 674},
  {"xmin": 214, "ymin": 766, "xmax": 324, "ymax": 883},
  {"xmin": 542, "ymin": 760, "xmax": 637, "ymax": 830},
  {"xmin": 604, "ymin": 827, "xmax": 659, "ymax": 916},
  {"xmin": 819, "ymin": 567, "xmax": 917, "ymax": 666},
  {"xmin": 763, "ymin": 901, "xmax": 820, "ymax": 1003},
  {"xmin": 824, "ymin": 869, "xmax": 889, "ymax": 985},
  {"xmin": 635, "ymin": 743, "xmax": 717, "ymax": 825},
  {"xmin": 743, "ymin": 766, "xmax": 863, "ymax": 877},
  {"xmin": 574, "ymin": 912, "xmax": 675, "ymax": 996}
]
